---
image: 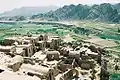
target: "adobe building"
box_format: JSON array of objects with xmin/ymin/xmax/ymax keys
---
[
  {"xmin": 38, "ymin": 34, "xmax": 48, "ymax": 41},
  {"xmin": 22, "ymin": 39, "xmax": 32, "ymax": 45},
  {"xmin": 20, "ymin": 64, "xmax": 55, "ymax": 80},
  {"xmin": 68, "ymin": 51, "xmax": 80, "ymax": 59},
  {"xmin": 15, "ymin": 47, "xmax": 26, "ymax": 56},
  {"xmin": 49, "ymin": 36, "xmax": 61, "ymax": 50},
  {"xmin": 0, "ymin": 46, "xmax": 16, "ymax": 55},
  {"xmin": 60, "ymin": 69, "xmax": 79, "ymax": 80},
  {"xmin": 31, "ymin": 51, "xmax": 46, "ymax": 62},
  {"xmin": 36, "ymin": 41, "xmax": 46, "ymax": 51},
  {"xmin": 43, "ymin": 34, "xmax": 48, "ymax": 42},
  {"xmin": 79, "ymin": 60, "xmax": 95, "ymax": 70},
  {"xmin": 3, "ymin": 37, "xmax": 17, "ymax": 46},
  {"xmin": 16, "ymin": 44, "xmax": 34, "ymax": 57},
  {"xmin": 46, "ymin": 51, "xmax": 60, "ymax": 61},
  {"xmin": 39, "ymin": 35, "xmax": 44, "ymax": 41},
  {"xmin": 59, "ymin": 46, "xmax": 73, "ymax": 56},
  {"xmin": 8, "ymin": 55, "xmax": 24, "ymax": 72},
  {"xmin": 4, "ymin": 35, "xmax": 39, "ymax": 45},
  {"xmin": 23, "ymin": 36, "xmax": 40, "ymax": 44},
  {"xmin": 46, "ymin": 40, "xmax": 52, "ymax": 48},
  {"xmin": 3, "ymin": 37, "xmax": 23, "ymax": 45},
  {"xmin": 22, "ymin": 36, "xmax": 40, "ymax": 53},
  {"xmin": 58, "ymin": 59, "xmax": 76, "ymax": 72}
]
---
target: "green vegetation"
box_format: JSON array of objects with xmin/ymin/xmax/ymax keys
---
[
  {"xmin": 110, "ymin": 74, "xmax": 120, "ymax": 80},
  {"xmin": 74, "ymin": 20, "xmax": 120, "ymax": 41},
  {"xmin": 0, "ymin": 20, "xmax": 120, "ymax": 43},
  {"xmin": 0, "ymin": 23, "xmax": 74, "ymax": 41}
]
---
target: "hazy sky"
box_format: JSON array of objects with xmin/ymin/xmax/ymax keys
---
[{"xmin": 0, "ymin": 0, "xmax": 120, "ymax": 13}]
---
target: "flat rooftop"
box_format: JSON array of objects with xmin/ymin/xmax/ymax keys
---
[
  {"xmin": 0, "ymin": 46, "xmax": 15, "ymax": 50},
  {"xmin": 17, "ymin": 44, "xmax": 32, "ymax": 48}
]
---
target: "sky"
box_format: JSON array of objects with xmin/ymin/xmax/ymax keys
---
[{"xmin": 0, "ymin": 0, "xmax": 120, "ymax": 13}]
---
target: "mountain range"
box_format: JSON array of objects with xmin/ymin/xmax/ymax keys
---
[
  {"xmin": 1, "ymin": 3, "xmax": 120, "ymax": 23},
  {"xmin": 0, "ymin": 5, "xmax": 59, "ymax": 17},
  {"xmin": 31, "ymin": 3, "xmax": 120, "ymax": 23}
]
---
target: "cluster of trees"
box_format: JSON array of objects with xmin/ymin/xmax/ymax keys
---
[
  {"xmin": 9, "ymin": 16, "xmax": 26, "ymax": 21},
  {"xmin": 31, "ymin": 3, "xmax": 120, "ymax": 23},
  {"xmin": 0, "ymin": 16, "xmax": 26, "ymax": 21}
]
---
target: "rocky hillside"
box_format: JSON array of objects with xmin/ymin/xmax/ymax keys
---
[{"xmin": 31, "ymin": 3, "xmax": 120, "ymax": 23}]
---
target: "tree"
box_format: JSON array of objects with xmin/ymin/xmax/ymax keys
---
[{"xmin": 16, "ymin": 16, "xmax": 26, "ymax": 21}]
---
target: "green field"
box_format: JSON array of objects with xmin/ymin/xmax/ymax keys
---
[
  {"xmin": 0, "ymin": 23, "xmax": 73, "ymax": 41},
  {"xmin": 0, "ymin": 21, "xmax": 120, "ymax": 44}
]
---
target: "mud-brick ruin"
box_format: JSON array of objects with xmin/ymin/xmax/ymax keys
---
[{"xmin": 0, "ymin": 34, "xmax": 101, "ymax": 80}]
